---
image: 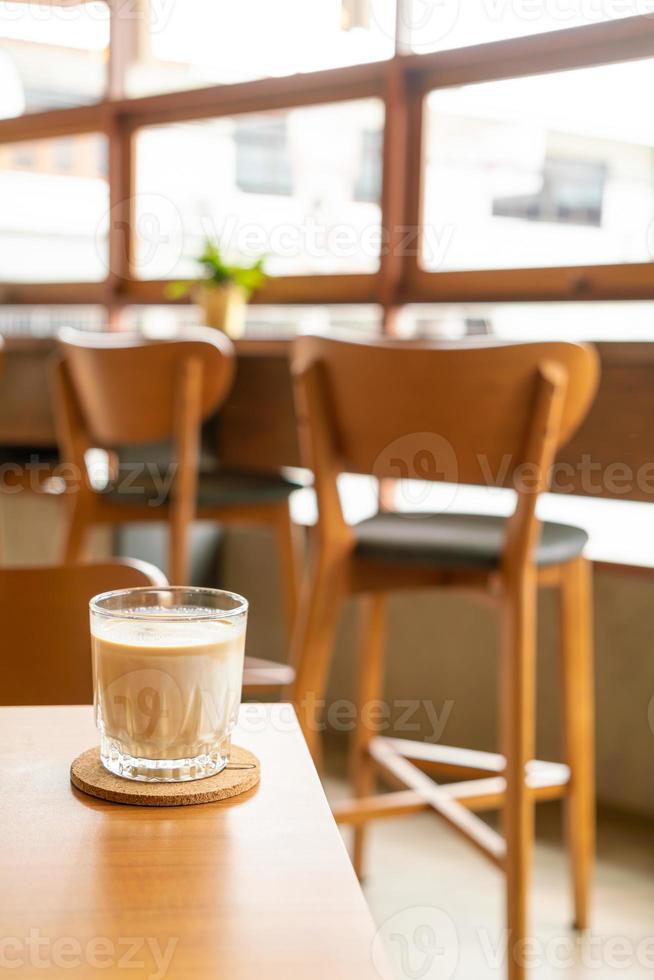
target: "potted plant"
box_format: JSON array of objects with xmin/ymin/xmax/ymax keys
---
[{"xmin": 167, "ymin": 241, "xmax": 267, "ymax": 338}]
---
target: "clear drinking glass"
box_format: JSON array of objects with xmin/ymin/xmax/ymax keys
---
[{"xmin": 90, "ymin": 587, "xmax": 248, "ymax": 782}]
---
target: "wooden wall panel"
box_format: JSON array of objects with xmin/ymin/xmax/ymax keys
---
[
  {"xmin": 215, "ymin": 346, "xmax": 301, "ymax": 471},
  {"xmin": 0, "ymin": 339, "xmax": 57, "ymax": 447},
  {"xmin": 556, "ymin": 343, "xmax": 654, "ymax": 502}
]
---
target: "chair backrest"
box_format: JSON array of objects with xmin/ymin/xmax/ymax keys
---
[
  {"xmin": 57, "ymin": 328, "xmax": 235, "ymax": 447},
  {"xmin": 293, "ymin": 336, "xmax": 599, "ymax": 489},
  {"xmin": 0, "ymin": 559, "xmax": 167, "ymax": 706}
]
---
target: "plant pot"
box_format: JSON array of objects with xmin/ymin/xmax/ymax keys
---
[{"xmin": 196, "ymin": 284, "xmax": 248, "ymax": 338}]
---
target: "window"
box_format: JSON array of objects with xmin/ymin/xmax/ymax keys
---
[
  {"xmin": 0, "ymin": 2, "xmax": 109, "ymax": 118},
  {"xmin": 493, "ymin": 156, "xmax": 606, "ymax": 227},
  {"xmin": 134, "ymin": 99, "xmax": 385, "ymax": 279},
  {"xmin": 124, "ymin": 0, "xmax": 396, "ymax": 98},
  {"xmin": 14, "ymin": 143, "xmax": 36, "ymax": 169},
  {"xmin": 52, "ymin": 138, "xmax": 75, "ymax": 174},
  {"xmin": 234, "ymin": 119, "xmax": 293, "ymax": 196},
  {"xmin": 422, "ymin": 59, "xmax": 654, "ymax": 271},
  {"xmin": 354, "ymin": 128, "xmax": 383, "ymax": 203},
  {"xmin": 0, "ymin": 2, "xmax": 653, "ymax": 321},
  {"xmin": 0, "ymin": 135, "xmax": 109, "ymax": 282}
]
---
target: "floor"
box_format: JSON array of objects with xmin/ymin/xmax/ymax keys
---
[{"xmin": 324, "ymin": 759, "xmax": 654, "ymax": 980}]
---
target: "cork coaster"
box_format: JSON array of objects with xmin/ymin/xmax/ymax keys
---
[{"xmin": 70, "ymin": 745, "xmax": 260, "ymax": 807}]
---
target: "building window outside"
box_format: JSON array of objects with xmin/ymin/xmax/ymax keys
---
[
  {"xmin": 13, "ymin": 144, "xmax": 36, "ymax": 168},
  {"xmin": 52, "ymin": 137, "xmax": 75, "ymax": 173},
  {"xmin": 354, "ymin": 128, "xmax": 382, "ymax": 203},
  {"xmin": 234, "ymin": 118, "xmax": 293, "ymax": 196},
  {"xmin": 493, "ymin": 156, "xmax": 607, "ymax": 227}
]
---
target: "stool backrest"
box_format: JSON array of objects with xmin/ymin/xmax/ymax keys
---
[
  {"xmin": 0, "ymin": 559, "xmax": 167, "ymax": 706},
  {"xmin": 293, "ymin": 337, "xmax": 598, "ymax": 487},
  {"xmin": 57, "ymin": 328, "xmax": 234, "ymax": 447},
  {"xmin": 293, "ymin": 336, "xmax": 599, "ymax": 568}
]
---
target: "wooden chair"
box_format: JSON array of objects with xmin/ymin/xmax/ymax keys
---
[
  {"xmin": 0, "ymin": 559, "xmax": 295, "ymax": 706},
  {"xmin": 290, "ymin": 336, "xmax": 599, "ymax": 980},
  {"xmin": 53, "ymin": 328, "xmax": 300, "ymax": 645},
  {"xmin": 0, "ymin": 559, "xmax": 166, "ymax": 705}
]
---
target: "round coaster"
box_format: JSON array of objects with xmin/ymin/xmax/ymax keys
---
[{"xmin": 70, "ymin": 745, "xmax": 260, "ymax": 807}]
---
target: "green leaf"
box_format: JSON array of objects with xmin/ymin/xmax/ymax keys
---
[
  {"xmin": 164, "ymin": 280, "xmax": 193, "ymax": 299},
  {"xmin": 193, "ymin": 238, "xmax": 268, "ymax": 295}
]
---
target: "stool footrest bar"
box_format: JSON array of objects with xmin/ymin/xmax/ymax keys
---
[{"xmin": 369, "ymin": 737, "xmax": 507, "ymax": 867}]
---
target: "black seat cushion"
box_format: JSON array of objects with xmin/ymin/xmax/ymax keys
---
[
  {"xmin": 105, "ymin": 468, "xmax": 302, "ymax": 508},
  {"xmin": 354, "ymin": 512, "xmax": 588, "ymax": 569}
]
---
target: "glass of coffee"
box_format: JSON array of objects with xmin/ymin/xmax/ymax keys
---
[{"xmin": 90, "ymin": 587, "xmax": 247, "ymax": 782}]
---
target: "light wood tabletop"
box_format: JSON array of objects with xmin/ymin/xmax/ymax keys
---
[{"xmin": 0, "ymin": 703, "xmax": 382, "ymax": 979}]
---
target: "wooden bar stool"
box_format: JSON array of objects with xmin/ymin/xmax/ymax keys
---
[
  {"xmin": 290, "ymin": 336, "xmax": 599, "ymax": 980},
  {"xmin": 53, "ymin": 329, "xmax": 300, "ymax": 648}
]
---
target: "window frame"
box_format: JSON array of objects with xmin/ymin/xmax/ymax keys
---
[{"xmin": 1, "ymin": 5, "xmax": 654, "ymax": 324}]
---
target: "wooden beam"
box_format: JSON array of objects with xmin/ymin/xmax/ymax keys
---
[
  {"xmin": 378, "ymin": 60, "xmax": 409, "ymax": 330},
  {"xmin": 405, "ymin": 263, "xmax": 654, "ymax": 304},
  {"xmin": 108, "ymin": 0, "xmax": 140, "ymax": 101},
  {"xmin": 332, "ymin": 791, "xmax": 429, "ymax": 825},
  {"xmin": 384, "ymin": 737, "xmax": 505, "ymax": 777},
  {"xmin": 0, "ymin": 283, "xmax": 105, "ymax": 305},
  {"xmin": 402, "ymin": 14, "xmax": 654, "ymax": 91},
  {"xmin": 105, "ymin": 113, "xmax": 134, "ymax": 324},
  {"xmin": 124, "ymin": 274, "xmax": 380, "ymax": 306},
  {"xmin": 444, "ymin": 775, "xmax": 568, "ymax": 812},
  {"xmin": 0, "ymin": 105, "xmax": 109, "ymax": 144},
  {"xmin": 333, "ymin": 770, "xmax": 569, "ymax": 825},
  {"xmin": 115, "ymin": 61, "xmax": 387, "ymax": 130},
  {"xmin": 369, "ymin": 736, "xmax": 506, "ymax": 866}
]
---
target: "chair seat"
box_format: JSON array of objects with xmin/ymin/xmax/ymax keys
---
[
  {"xmin": 354, "ymin": 512, "xmax": 588, "ymax": 569},
  {"xmin": 105, "ymin": 469, "xmax": 302, "ymax": 508}
]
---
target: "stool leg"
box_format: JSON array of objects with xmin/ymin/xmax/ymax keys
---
[
  {"xmin": 274, "ymin": 500, "xmax": 300, "ymax": 644},
  {"xmin": 558, "ymin": 556, "xmax": 595, "ymax": 931},
  {"xmin": 169, "ymin": 356, "xmax": 201, "ymax": 586},
  {"xmin": 169, "ymin": 510, "xmax": 191, "ymax": 585},
  {"xmin": 62, "ymin": 497, "xmax": 91, "ymax": 563},
  {"xmin": 501, "ymin": 570, "xmax": 537, "ymax": 980},
  {"xmin": 351, "ymin": 594, "xmax": 386, "ymax": 879},
  {"xmin": 291, "ymin": 551, "xmax": 345, "ymax": 765}
]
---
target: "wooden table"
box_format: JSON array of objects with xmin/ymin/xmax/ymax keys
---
[{"xmin": 0, "ymin": 703, "xmax": 382, "ymax": 979}]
